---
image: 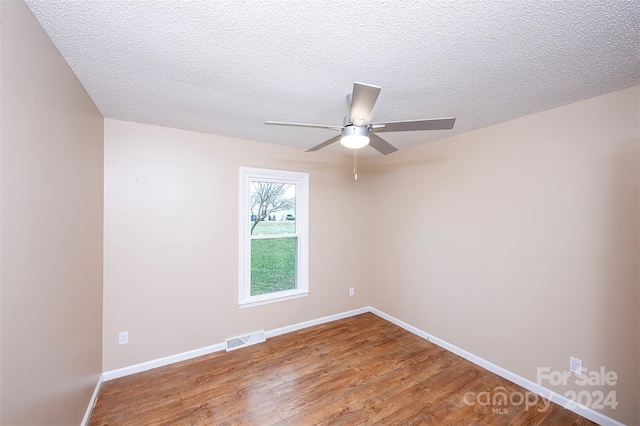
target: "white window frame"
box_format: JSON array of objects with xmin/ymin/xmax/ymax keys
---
[{"xmin": 238, "ymin": 167, "xmax": 309, "ymax": 308}]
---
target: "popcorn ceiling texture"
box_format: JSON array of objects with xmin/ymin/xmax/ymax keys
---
[{"xmin": 25, "ymin": 0, "xmax": 640, "ymax": 155}]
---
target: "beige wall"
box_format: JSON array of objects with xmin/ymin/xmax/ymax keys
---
[
  {"xmin": 103, "ymin": 119, "xmax": 370, "ymax": 371},
  {"xmin": 369, "ymin": 86, "xmax": 640, "ymax": 424},
  {"xmin": 0, "ymin": 1, "xmax": 104, "ymax": 425}
]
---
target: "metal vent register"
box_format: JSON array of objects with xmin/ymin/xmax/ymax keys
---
[{"xmin": 225, "ymin": 330, "xmax": 266, "ymax": 351}]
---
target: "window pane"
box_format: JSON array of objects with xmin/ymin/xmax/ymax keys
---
[
  {"xmin": 251, "ymin": 237, "xmax": 297, "ymax": 296},
  {"xmin": 250, "ymin": 181, "xmax": 296, "ymax": 236}
]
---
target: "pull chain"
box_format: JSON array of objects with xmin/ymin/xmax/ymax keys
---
[{"xmin": 353, "ymin": 149, "xmax": 358, "ymax": 180}]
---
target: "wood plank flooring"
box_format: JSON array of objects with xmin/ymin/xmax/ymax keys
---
[{"xmin": 90, "ymin": 313, "xmax": 595, "ymax": 425}]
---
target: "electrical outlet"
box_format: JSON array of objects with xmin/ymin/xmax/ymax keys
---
[
  {"xmin": 349, "ymin": 287, "xmax": 354, "ymax": 296},
  {"xmin": 119, "ymin": 331, "xmax": 128, "ymax": 345},
  {"xmin": 570, "ymin": 356, "xmax": 582, "ymax": 375}
]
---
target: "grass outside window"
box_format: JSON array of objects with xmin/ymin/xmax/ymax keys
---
[{"xmin": 251, "ymin": 236, "xmax": 297, "ymax": 296}]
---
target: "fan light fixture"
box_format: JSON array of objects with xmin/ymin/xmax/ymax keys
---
[
  {"xmin": 340, "ymin": 125, "xmax": 370, "ymax": 149},
  {"xmin": 265, "ymin": 82, "xmax": 456, "ymax": 158}
]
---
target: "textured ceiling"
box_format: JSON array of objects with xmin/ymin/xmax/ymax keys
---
[{"xmin": 25, "ymin": 0, "xmax": 640, "ymax": 156}]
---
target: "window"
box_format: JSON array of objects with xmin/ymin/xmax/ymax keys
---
[{"xmin": 239, "ymin": 167, "xmax": 309, "ymax": 308}]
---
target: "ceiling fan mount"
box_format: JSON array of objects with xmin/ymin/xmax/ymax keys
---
[{"xmin": 266, "ymin": 82, "xmax": 456, "ymax": 155}]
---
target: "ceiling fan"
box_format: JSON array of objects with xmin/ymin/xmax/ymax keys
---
[{"xmin": 265, "ymin": 82, "xmax": 456, "ymax": 155}]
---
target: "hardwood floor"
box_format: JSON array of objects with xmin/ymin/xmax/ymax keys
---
[{"xmin": 90, "ymin": 313, "xmax": 595, "ymax": 425}]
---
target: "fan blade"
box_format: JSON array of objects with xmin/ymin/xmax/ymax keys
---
[
  {"xmin": 265, "ymin": 121, "xmax": 342, "ymax": 131},
  {"xmin": 372, "ymin": 117, "xmax": 456, "ymax": 132},
  {"xmin": 369, "ymin": 133, "xmax": 398, "ymax": 155},
  {"xmin": 349, "ymin": 82, "xmax": 381, "ymax": 126},
  {"xmin": 305, "ymin": 134, "xmax": 341, "ymax": 152}
]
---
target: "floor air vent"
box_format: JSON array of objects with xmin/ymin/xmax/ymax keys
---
[{"xmin": 225, "ymin": 330, "xmax": 266, "ymax": 351}]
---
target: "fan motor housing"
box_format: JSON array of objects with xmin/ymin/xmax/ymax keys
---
[{"xmin": 341, "ymin": 125, "xmax": 370, "ymax": 139}]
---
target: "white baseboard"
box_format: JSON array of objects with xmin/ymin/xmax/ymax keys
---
[
  {"xmin": 102, "ymin": 306, "xmax": 369, "ymax": 382},
  {"xmin": 98, "ymin": 305, "xmax": 623, "ymax": 426},
  {"xmin": 265, "ymin": 306, "xmax": 370, "ymax": 338},
  {"xmin": 81, "ymin": 373, "xmax": 103, "ymax": 426},
  {"xmin": 368, "ymin": 307, "xmax": 624, "ymax": 426},
  {"xmin": 102, "ymin": 341, "xmax": 226, "ymax": 381}
]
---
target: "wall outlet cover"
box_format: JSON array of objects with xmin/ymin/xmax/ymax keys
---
[{"xmin": 570, "ymin": 356, "xmax": 582, "ymax": 375}]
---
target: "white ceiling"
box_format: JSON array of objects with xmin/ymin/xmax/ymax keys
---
[{"xmin": 25, "ymin": 0, "xmax": 640, "ymax": 156}]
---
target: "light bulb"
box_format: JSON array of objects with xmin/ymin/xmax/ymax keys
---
[{"xmin": 340, "ymin": 134, "xmax": 370, "ymax": 149}]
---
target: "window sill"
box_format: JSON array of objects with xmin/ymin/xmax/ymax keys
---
[{"xmin": 239, "ymin": 290, "xmax": 309, "ymax": 309}]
